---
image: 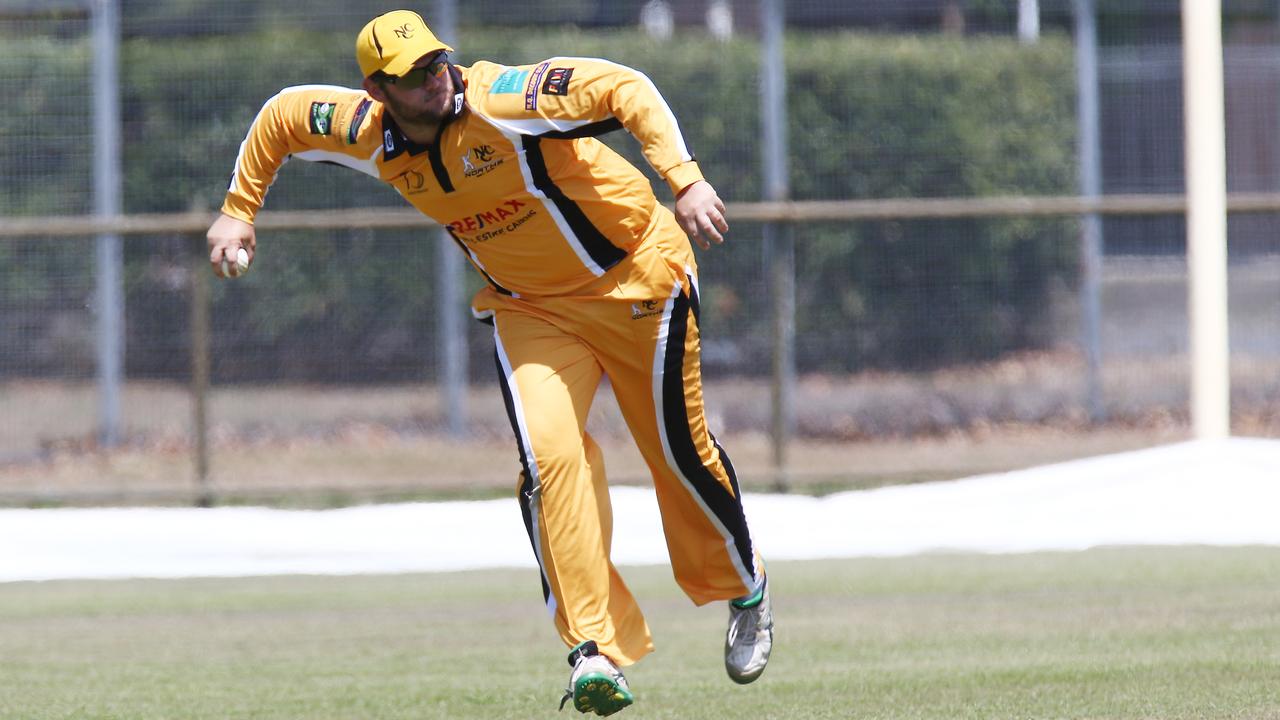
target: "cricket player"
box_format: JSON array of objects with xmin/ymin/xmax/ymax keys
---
[{"xmin": 206, "ymin": 9, "xmax": 771, "ymax": 715}]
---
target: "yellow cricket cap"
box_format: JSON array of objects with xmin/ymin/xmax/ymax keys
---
[{"xmin": 355, "ymin": 10, "xmax": 454, "ymax": 79}]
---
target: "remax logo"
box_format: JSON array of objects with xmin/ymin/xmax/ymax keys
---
[{"xmin": 448, "ymin": 200, "xmax": 529, "ymax": 234}]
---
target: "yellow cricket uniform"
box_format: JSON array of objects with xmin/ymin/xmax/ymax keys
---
[{"xmin": 221, "ymin": 57, "xmax": 764, "ymax": 665}]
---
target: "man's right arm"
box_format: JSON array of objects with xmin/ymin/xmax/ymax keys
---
[
  {"xmin": 220, "ymin": 86, "xmax": 376, "ymax": 224},
  {"xmin": 211, "ymin": 86, "xmax": 379, "ymax": 276}
]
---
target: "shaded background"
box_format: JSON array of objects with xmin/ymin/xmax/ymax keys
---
[{"xmin": 1, "ymin": 0, "xmax": 1277, "ymax": 501}]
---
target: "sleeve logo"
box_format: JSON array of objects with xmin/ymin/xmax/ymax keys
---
[
  {"xmin": 525, "ymin": 62, "xmax": 550, "ymax": 110},
  {"xmin": 346, "ymin": 98, "xmax": 372, "ymax": 144},
  {"xmin": 490, "ymin": 68, "xmax": 531, "ymax": 94},
  {"xmin": 309, "ymin": 102, "xmax": 336, "ymax": 135},
  {"xmin": 541, "ymin": 67, "xmax": 574, "ymax": 96}
]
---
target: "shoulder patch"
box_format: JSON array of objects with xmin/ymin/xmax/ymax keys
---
[
  {"xmin": 541, "ymin": 67, "xmax": 574, "ymax": 96},
  {"xmin": 309, "ymin": 101, "xmax": 336, "ymax": 135},
  {"xmin": 525, "ymin": 62, "xmax": 550, "ymax": 111},
  {"xmin": 347, "ymin": 98, "xmax": 372, "ymax": 144},
  {"xmin": 490, "ymin": 68, "xmax": 531, "ymax": 95}
]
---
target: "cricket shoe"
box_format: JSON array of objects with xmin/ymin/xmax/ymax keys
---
[
  {"xmin": 725, "ymin": 576, "xmax": 773, "ymax": 684},
  {"xmin": 559, "ymin": 640, "xmax": 634, "ymax": 716}
]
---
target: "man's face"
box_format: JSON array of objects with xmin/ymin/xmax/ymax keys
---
[{"xmin": 376, "ymin": 51, "xmax": 453, "ymax": 126}]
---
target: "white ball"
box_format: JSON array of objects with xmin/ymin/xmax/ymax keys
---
[{"xmin": 221, "ymin": 247, "xmax": 251, "ymax": 277}]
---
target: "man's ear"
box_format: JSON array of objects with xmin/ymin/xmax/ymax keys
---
[{"xmin": 362, "ymin": 76, "xmax": 387, "ymax": 102}]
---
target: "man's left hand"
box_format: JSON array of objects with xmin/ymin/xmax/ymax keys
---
[{"xmin": 675, "ymin": 180, "xmax": 729, "ymax": 250}]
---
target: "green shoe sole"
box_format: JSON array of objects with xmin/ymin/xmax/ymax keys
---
[{"xmin": 573, "ymin": 672, "xmax": 634, "ymax": 717}]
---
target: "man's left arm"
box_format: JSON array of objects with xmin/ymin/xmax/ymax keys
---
[{"xmin": 518, "ymin": 58, "xmax": 729, "ymax": 247}]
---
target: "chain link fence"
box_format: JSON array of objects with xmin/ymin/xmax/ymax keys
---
[{"xmin": 1, "ymin": 0, "xmax": 1278, "ymax": 503}]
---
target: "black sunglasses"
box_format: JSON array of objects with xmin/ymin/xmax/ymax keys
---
[{"xmin": 386, "ymin": 53, "xmax": 448, "ymax": 88}]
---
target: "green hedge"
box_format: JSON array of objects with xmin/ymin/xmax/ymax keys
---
[{"xmin": 0, "ymin": 28, "xmax": 1078, "ymax": 379}]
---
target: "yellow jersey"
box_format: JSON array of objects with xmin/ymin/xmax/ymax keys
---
[{"xmin": 221, "ymin": 57, "xmax": 706, "ymax": 298}]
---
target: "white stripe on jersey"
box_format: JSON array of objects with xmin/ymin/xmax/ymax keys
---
[
  {"xmin": 650, "ymin": 280, "xmax": 756, "ymax": 590},
  {"xmin": 487, "ymin": 121, "xmax": 610, "ymax": 277},
  {"xmin": 493, "ymin": 320, "xmax": 558, "ymax": 620},
  {"xmin": 480, "ymin": 115, "xmax": 600, "ymax": 137},
  {"xmin": 294, "ymin": 148, "xmax": 380, "ymax": 178}
]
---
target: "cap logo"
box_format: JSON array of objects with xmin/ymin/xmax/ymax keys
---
[{"xmin": 394, "ymin": 23, "xmax": 414, "ymax": 39}]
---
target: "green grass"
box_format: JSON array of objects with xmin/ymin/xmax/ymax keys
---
[{"xmin": 1, "ymin": 547, "xmax": 1278, "ymax": 719}]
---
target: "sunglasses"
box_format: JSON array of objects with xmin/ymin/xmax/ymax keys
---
[{"xmin": 386, "ymin": 53, "xmax": 448, "ymax": 88}]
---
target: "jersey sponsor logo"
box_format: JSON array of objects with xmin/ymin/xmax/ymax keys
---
[
  {"xmin": 461, "ymin": 144, "xmax": 503, "ymax": 178},
  {"xmin": 309, "ymin": 102, "xmax": 336, "ymax": 135},
  {"xmin": 347, "ymin": 98, "xmax": 372, "ymax": 144},
  {"xmin": 447, "ymin": 199, "xmax": 531, "ymax": 236},
  {"xmin": 490, "ymin": 68, "xmax": 530, "ymax": 94},
  {"xmin": 396, "ymin": 168, "xmax": 428, "ymax": 195},
  {"xmin": 631, "ymin": 299, "xmax": 662, "ymax": 320},
  {"xmin": 541, "ymin": 67, "xmax": 574, "ymax": 96},
  {"xmin": 525, "ymin": 62, "xmax": 550, "ymax": 111}
]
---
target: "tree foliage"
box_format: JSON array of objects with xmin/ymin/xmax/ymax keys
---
[{"xmin": 0, "ymin": 28, "xmax": 1078, "ymax": 380}]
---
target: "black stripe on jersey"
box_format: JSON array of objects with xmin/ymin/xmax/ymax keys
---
[
  {"xmin": 427, "ymin": 143, "xmax": 455, "ymax": 193},
  {"xmin": 516, "ymin": 469, "xmax": 552, "ymax": 606},
  {"xmin": 446, "ymin": 228, "xmax": 512, "ymax": 295},
  {"xmin": 536, "ymin": 117, "xmax": 623, "ymax": 140},
  {"xmin": 496, "ymin": 351, "xmax": 552, "ymax": 607},
  {"xmin": 712, "ymin": 434, "xmax": 742, "ymax": 503},
  {"xmin": 661, "ymin": 289, "xmax": 758, "ymax": 583},
  {"xmin": 521, "ymin": 135, "xmax": 627, "ymax": 272},
  {"xmin": 687, "ymin": 272, "xmax": 701, "ymax": 327}
]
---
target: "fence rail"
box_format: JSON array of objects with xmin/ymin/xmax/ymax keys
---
[{"xmin": 8, "ymin": 192, "xmax": 1280, "ymax": 238}]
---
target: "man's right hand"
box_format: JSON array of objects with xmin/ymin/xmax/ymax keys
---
[
  {"xmin": 206, "ymin": 213, "xmax": 256, "ymax": 279},
  {"xmin": 674, "ymin": 180, "xmax": 728, "ymax": 251}
]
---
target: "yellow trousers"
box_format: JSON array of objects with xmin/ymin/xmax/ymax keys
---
[{"xmin": 472, "ymin": 208, "xmax": 764, "ymax": 666}]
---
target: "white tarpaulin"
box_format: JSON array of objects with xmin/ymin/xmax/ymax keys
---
[{"xmin": 2, "ymin": 438, "xmax": 1278, "ymax": 582}]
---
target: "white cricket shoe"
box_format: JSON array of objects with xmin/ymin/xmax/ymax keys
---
[
  {"xmin": 559, "ymin": 641, "xmax": 634, "ymax": 716},
  {"xmin": 725, "ymin": 577, "xmax": 773, "ymax": 684}
]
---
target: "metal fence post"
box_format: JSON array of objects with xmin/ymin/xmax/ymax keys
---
[
  {"xmin": 190, "ymin": 237, "xmax": 213, "ymax": 507},
  {"xmin": 1018, "ymin": 0, "xmax": 1040, "ymax": 44},
  {"xmin": 1182, "ymin": 0, "xmax": 1231, "ymax": 439},
  {"xmin": 760, "ymin": 0, "xmax": 793, "ymax": 492},
  {"xmin": 435, "ymin": 0, "xmax": 467, "ymax": 437},
  {"xmin": 92, "ymin": 0, "xmax": 124, "ymax": 447},
  {"xmin": 1073, "ymin": 0, "xmax": 1105, "ymax": 423},
  {"xmin": 764, "ymin": 227, "xmax": 795, "ymax": 492}
]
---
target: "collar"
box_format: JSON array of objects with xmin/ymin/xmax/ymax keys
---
[{"xmin": 380, "ymin": 63, "xmax": 468, "ymax": 160}]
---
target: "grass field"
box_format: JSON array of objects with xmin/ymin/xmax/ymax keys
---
[{"xmin": 1, "ymin": 547, "xmax": 1277, "ymax": 719}]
